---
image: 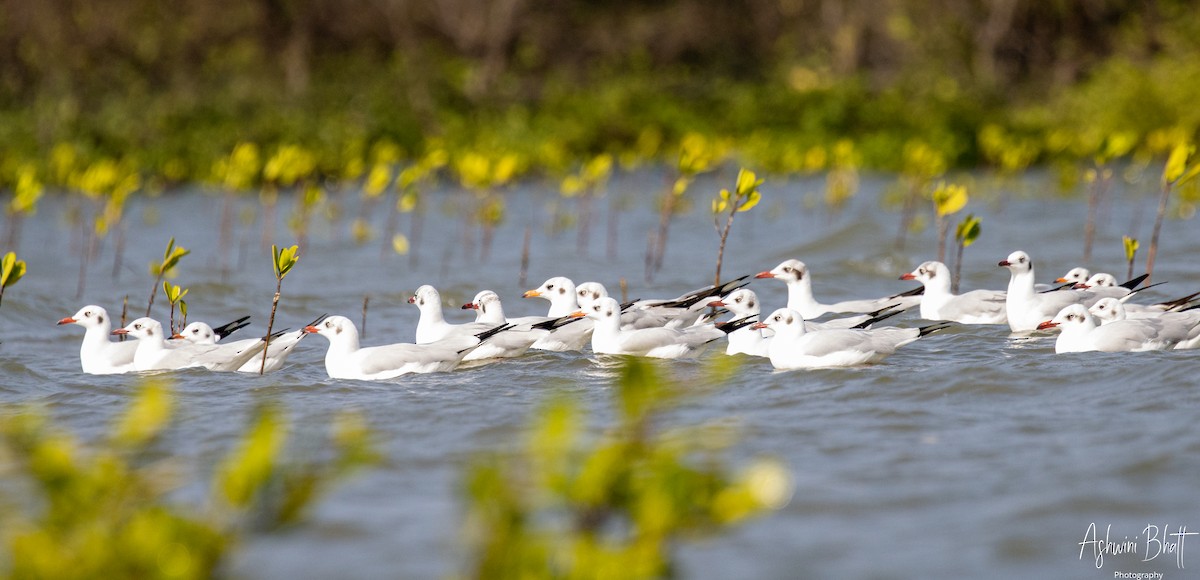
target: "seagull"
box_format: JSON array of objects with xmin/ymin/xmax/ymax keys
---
[
  {"xmin": 573, "ymin": 296, "xmax": 754, "ymax": 358},
  {"xmin": 1088, "ymin": 297, "xmax": 1200, "ymax": 350},
  {"xmin": 755, "ymin": 259, "xmax": 918, "ymax": 320},
  {"xmin": 57, "ymin": 305, "xmax": 138, "ymax": 374},
  {"xmin": 752, "ymin": 307, "xmax": 948, "ymax": 370},
  {"xmin": 710, "ymin": 288, "xmax": 887, "ymax": 357},
  {"xmin": 523, "ymin": 276, "xmax": 581, "ymax": 317},
  {"xmin": 999, "ymin": 250, "xmax": 1098, "ymax": 332},
  {"xmin": 1055, "ymin": 267, "xmax": 1091, "ymax": 285},
  {"xmin": 409, "ymin": 285, "xmax": 533, "ymax": 360},
  {"xmin": 1036, "ymin": 304, "xmax": 1176, "ymax": 353},
  {"xmin": 303, "ymin": 315, "xmax": 507, "ymax": 380},
  {"xmin": 900, "ymin": 261, "xmax": 1007, "ymax": 324},
  {"xmin": 113, "ymin": 318, "xmax": 267, "ymax": 372},
  {"xmin": 174, "ymin": 316, "xmax": 321, "ymax": 373},
  {"xmin": 521, "ymin": 277, "xmax": 595, "ymax": 351}
]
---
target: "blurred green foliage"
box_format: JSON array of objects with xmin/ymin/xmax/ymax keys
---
[
  {"xmin": 461, "ymin": 358, "xmax": 791, "ymax": 579},
  {"xmin": 0, "ymin": 380, "xmax": 376, "ymax": 579}
]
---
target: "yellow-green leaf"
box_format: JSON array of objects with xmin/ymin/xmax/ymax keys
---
[
  {"xmin": 113, "ymin": 380, "xmax": 173, "ymax": 447},
  {"xmin": 955, "ymin": 214, "xmax": 982, "ymax": 247},
  {"xmin": 2, "ymin": 251, "xmax": 27, "ymax": 287},
  {"xmin": 1123, "ymin": 235, "xmax": 1139, "ymax": 262},
  {"xmin": 272, "ymin": 244, "xmax": 300, "ymax": 279},
  {"xmin": 392, "ymin": 234, "xmax": 410, "ymax": 255},
  {"xmin": 1164, "ymin": 142, "xmax": 1193, "ymax": 184},
  {"xmin": 933, "ymin": 182, "xmax": 968, "ymax": 217},
  {"xmin": 737, "ymin": 191, "xmax": 762, "ymax": 213}
]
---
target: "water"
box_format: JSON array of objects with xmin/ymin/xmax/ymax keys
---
[{"xmin": 3, "ymin": 170, "xmax": 1199, "ymax": 579}]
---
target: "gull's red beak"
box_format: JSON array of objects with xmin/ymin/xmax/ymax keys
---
[
  {"xmin": 998, "ymin": 260, "xmax": 1011, "ymax": 267},
  {"xmin": 899, "ymin": 273, "xmax": 916, "ymax": 280},
  {"xmin": 303, "ymin": 325, "xmax": 320, "ymax": 334},
  {"xmin": 1074, "ymin": 283, "xmax": 1090, "ymax": 289},
  {"xmin": 407, "ymin": 296, "xmax": 417, "ymax": 304},
  {"xmin": 708, "ymin": 300, "xmax": 726, "ymax": 307},
  {"xmin": 1035, "ymin": 321, "xmax": 1058, "ymax": 330},
  {"xmin": 750, "ymin": 322, "xmax": 768, "ymax": 330},
  {"xmin": 754, "ymin": 271, "xmax": 774, "ymax": 279},
  {"xmin": 568, "ymin": 311, "xmax": 586, "ymax": 318},
  {"xmin": 171, "ymin": 333, "xmax": 184, "ymax": 339},
  {"xmin": 57, "ymin": 317, "xmax": 76, "ymax": 325},
  {"xmin": 461, "ymin": 302, "xmax": 477, "ymax": 309},
  {"xmin": 111, "ymin": 328, "xmax": 129, "ymax": 335}
]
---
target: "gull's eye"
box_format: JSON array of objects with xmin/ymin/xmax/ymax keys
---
[
  {"xmin": 547, "ymin": 284, "xmax": 555, "ymax": 291},
  {"xmin": 192, "ymin": 328, "xmax": 200, "ymax": 334},
  {"xmin": 734, "ymin": 296, "xmax": 743, "ymax": 303},
  {"xmin": 325, "ymin": 321, "xmax": 334, "ymax": 328},
  {"xmin": 134, "ymin": 323, "xmax": 142, "ymax": 330},
  {"xmin": 84, "ymin": 311, "xmax": 92, "ymax": 317},
  {"xmin": 782, "ymin": 266, "xmax": 792, "ymax": 273},
  {"xmin": 592, "ymin": 304, "xmax": 600, "ymax": 311}
]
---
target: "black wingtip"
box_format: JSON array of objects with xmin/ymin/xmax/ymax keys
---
[
  {"xmin": 866, "ymin": 303, "xmax": 900, "ymax": 318},
  {"xmin": 211, "ymin": 315, "xmax": 252, "ymax": 339},
  {"xmin": 473, "ymin": 323, "xmax": 515, "ymax": 343},
  {"xmin": 1153, "ymin": 288, "xmax": 1200, "ymax": 310},
  {"xmin": 715, "ymin": 315, "xmax": 758, "ymax": 335},
  {"xmin": 887, "ymin": 286, "xmax": 924, "ymax": 299},
  {"xmin": 918, "ymin": 322, "xmax": 953, "ymax": 337},
  {"xmin": 852, "ymin": 308, "xmax": 903, "ymax": 330},
  {"xmin": 306, "ymin": 313, "xmax": 330, "ymax": 327},
  {"xmin": 1119, "ymin": 273, "xmax": 1150, "ymax": 290},
  {"xmin": 532, "ymin": 314, "xmax": 581, "ymax": 331},
  {"xmin": 1040, "ymin": 282, "xmax": 1075, "ymax": 293}
]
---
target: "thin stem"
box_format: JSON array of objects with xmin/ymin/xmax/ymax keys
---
[
  {"xmin": 169, "ymin": 303, "xmax": 176, "ymax": 335},
  {"xmin": 1145, "ymin": 181, "xmax": 1172, "ymax": 283},
  {"xmin": 361, "ymin": 295, "xmax": 370, "ymax": 339},
  {"xmin": 935, "ymin": 216, "xmax": 948, "ymax": 263},
  {"xmin": 0, "ymin": 284, "xmax": 7, "ymax": 309},
  {"xmin": 146, "ymin": 270, "xmax": 164, "ymax": 317},
  {"xmin": 953, "ymin": 241, "xmax": 965, "ymax": 294},
  {"xmin": 714, "ymin": 206, "xmax": 736, "ymax": 287},
  {"xmin": 519, "ymin": 225, "xmax": 532, "ymax": 288},
  {"xmin": 261, "ymin": 283, "xmax": 282, "ymax": 375}
]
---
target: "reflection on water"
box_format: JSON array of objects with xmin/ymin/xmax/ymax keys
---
[{"xmin": 3, "ymin": 171, "xmax": 1199, "ymax": 578}]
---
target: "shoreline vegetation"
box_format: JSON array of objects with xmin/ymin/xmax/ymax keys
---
[{"xmin": 2, "ymin": 0, "xmax": 1200, "ymax": 193}]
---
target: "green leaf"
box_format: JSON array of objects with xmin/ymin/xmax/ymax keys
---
[
  {"xmin": 272, "ymin": 244, "xmax": 300, "ymax": 279},
  {"xmin": 1164, "ymin": 142, "xmax": 1193, "ymax": 184},
  {"xmin": 113, "ymin": 380, "xmax": 173, "ymax": 447},
  {"xmin": 1123, "ymin": 235, "xmax": 1139, "ymax": 262},
  {"xmin": 2, "ymin": 251, "xmax": 27, "ymax": 287},
  {"xmin": 954, "ymin": 214, "xmax": 982, "ymax": 247},
  {"xmin": 737, "ymin": 190, "xmax": 762, "ymax": 213},
  {"xmin": 734, "ymin": 168, "xmax": 762, "ymax": 196},
  {"xmin": 391, "ymin": 234, "xmax": 410, "ymax": 255},
  {"xmin": 179, "ymin": 301, "xmax": 188, "ymax": 319}
]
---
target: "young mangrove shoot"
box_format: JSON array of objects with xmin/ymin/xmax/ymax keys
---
[
  {"xmin": 146, "ymin": 237, "xmax": 189, "ymax": 317},
  {"xmin": 711, "ymin": 168, "xmax": 763, "ymax": 287},
  {"xmin": 1148, "ymin": 141, "xmax": 1200, "ymax": 281},
  {"xmin": 0, "ymin": 251, "xmax": 27, "ymax": 310},
  {"xmin": 952, "ymin": 214, "xmax": 982, "ymax": 293},
  {"xmin": 261, "ymin": 244, "xmax": 299, "ymax": 374},
  {"xmin": 932, "ymin": 181, "xmax": 968, "ymax": 264}
]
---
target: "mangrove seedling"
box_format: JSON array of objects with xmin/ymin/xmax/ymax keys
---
[
  {"xmin": 260, "ymin": 244, "xmax": 299, "ymax": 374},
  {"xmin": 1147, "ymin": 141, "xmax": 1200, "ymax": 281},
  {"xmin": 952, "ymin": 214, "xmax": 982, "ymax": 293},
  {"xmin": 932, "ymin": 181, "xmax": 968, "ymax": 263},
  {"xmin": 895, "ymin": 141, "xmax": 947, "ymax": 251},
  {"xmin": 0, "ymin": 251, "xmax": 26, "ymax": 309},
  {"xmin": 711, "ymin": 168, "xmax": 763, "ymax": 287},
  {"xmin": 163, "ymin": 281, "xmax": 189, "ymax": 334},
  {"xmin": 1123, "ymin": 236, "xmax": 1139, "ymax": 281},
  {"xmin": 648, "ymin": 133, "xmax": 725, "ymax": 280},
  {"xmin": 146, "ymin": 237, "xmax": 189, "ymax": 317}
]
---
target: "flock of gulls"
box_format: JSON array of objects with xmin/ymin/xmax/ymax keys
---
[{"xmin": 57, "ymin": 250, "xmax": 1200, "ymax": 380}]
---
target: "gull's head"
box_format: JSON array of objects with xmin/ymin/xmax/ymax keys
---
[
  {"xmin": 752, "ymin": 308, "xmax": 802, "ymax": 333},
  {"xmin": 901, "ymin": 261, "xmax": 947, "ymax": 284},
  {"xmin": 1088, "ymin": 297, "xmax": 1125, "ymax": 323},
  {"xmin": 468, "ymin": 290, "xmax": 500, "ymax": 311},
  {"xmin": 408, "ymin": 285, "xmax": 440, "ymax": 309},
  {"xmin": 525, "ymin": 277, "xmax": 575, "ymax": 301},
  {"xmin": 575, "ymin": 282, "xmax": 608, "ymax": 309},
  {"xmin": 176, "ymin": 322, "xmax": 217, "ymax": 344},
  {"xmin": 998, "ymin": 251, "xmax": 1032, "ymax": 273},
  {"xmin": 113, "ymin": 317, "xmax": 162, "ymax": 340},
  {"xmin": 1038, "ymin": 304, "xmax": 1092, "ymax": 331},
  {"xmin": 58, "ymin": 305, "xmax": 109, "ymax": 329},
  {"xmin": 304, "ymin": 315, "xmax": 354, "ymax": 340},
  {"xmin": 756, "ymin": 259, "xmax": 806, "ymax": 283},
  {"xmin": 1078, "ymin": 273, "xmax": 1117, "ymax": 289},
  {"xmin": 717, "ymin": 288, "xmax": 760, "ymax": 316},
  {"xmin": 574, "ymin": 296, "xmax": 619, "ymax": 322},
  {"xmin": 1056, "ymin": 267, "xmax": 1090, "ymax": 284}
]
